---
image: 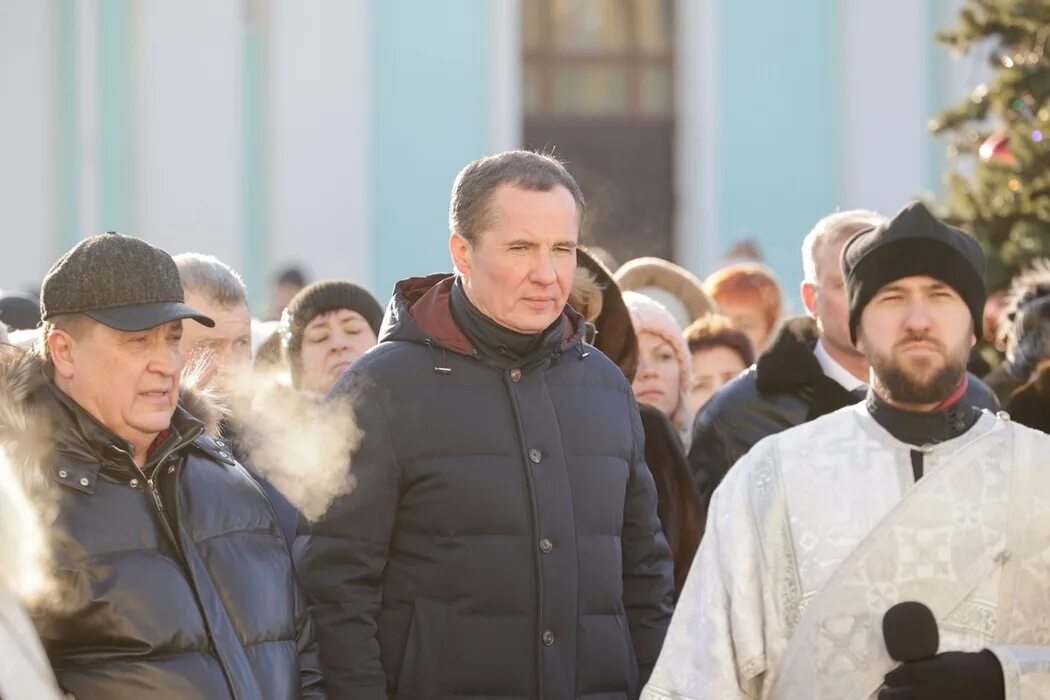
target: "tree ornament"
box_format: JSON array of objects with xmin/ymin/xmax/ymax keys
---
[{"xmin": 979, "ymin": 131, "xmax": 1014, "ymax": 164}]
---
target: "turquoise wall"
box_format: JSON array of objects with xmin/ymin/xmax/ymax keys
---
[
  {"xmin": 715, "ymin": 0, "xmax": 840, "ymax": 301},
  {"xmin": 370, "ymin": 0, "xmax": 497, "ymax": 301},
  {"xmin": 98, "ymin": 0, "xmax": 134, "ymax": 233}
]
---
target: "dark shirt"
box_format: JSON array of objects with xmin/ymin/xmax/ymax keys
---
[
  {"xmin": 865, "ymin": 387, "xmax": 981, "ymax": 481},
  {"xmin": 449, "ymin": 277, "xmax": 553, "ymax": 363}
]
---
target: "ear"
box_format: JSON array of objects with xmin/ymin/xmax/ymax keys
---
[
  {"xmin": 48, "ymin": 329, "xmax": 77, "ymax": 380},
  {"xmin": 801, "ymin": 281, "xmax": 818, "ymax": 319},
  {"xmin": 449, "ymin": 232, "xmax": 473, "ymax": 277},
  {"xmin": 853, "ymin": 315, "xmax": 867, "ymax": 354}
]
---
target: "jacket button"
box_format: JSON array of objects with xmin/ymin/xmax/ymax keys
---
[
  {"xmin": 539, "ymin": 538, "xmax": 553, "ymax": 553},
  {"xmin": 58, "ymin": 470, "xmax": 68, "ymax": 479},
  {"xmin": 129, "ymin": 478, "xmax": 139, "ymax": 488},
  {"xmin": 528, "ymin": 448, "xmax": 542, "ymax": 464},
  {"xmin": 79, "ymin": 477, "xmax": 90, "ymax": 487},
  {"xmin": 218, "ymin": 451, "xmax": 228, "ymax": 459},
  {"xmin": 542, "ymin": 629, "xmax": 555, "ymax": 646},
  {"xmin": 510, "ymin": 368, "xmax": 522, "ymax": 382}
]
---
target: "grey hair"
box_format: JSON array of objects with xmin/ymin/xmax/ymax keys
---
[
  {"xmin": 801, "ymin": 209, "xmax": 885, "ymax": 283},
  {"xmin": 174, "ymin": 253, "xmax": 248, "ymax": 308}
]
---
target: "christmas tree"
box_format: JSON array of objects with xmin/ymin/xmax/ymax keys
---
[{"xmin": 931, "ymin": 0, "xmax": 1050, "ymax": 291}]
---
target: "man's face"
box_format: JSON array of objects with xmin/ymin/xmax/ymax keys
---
[
  {"xmin": 180, "ymin": 291, "xmax": 252, "ymax": 387},
  {"xmin": 856, "ymin": 276, "xmax": 975, "ymax": 406},
  {"xmin": 298, "ymin": 308, "xmax": 378, "ymax": 395},
  {"xmin": 804, "ymin": 235, "xmax": 860, "ymax": 359},
  {"xmin": 59, "ymin": 319, "xmax": 184, "ymax": 446},
  {"xmin": 453, "ymin": 184, "xmax": 579, "ymax": 334}
]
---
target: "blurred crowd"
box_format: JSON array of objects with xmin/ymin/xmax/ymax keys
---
[{"xmin": 2, "ymin": 148, "xmax": 1050, "ymax": 699}]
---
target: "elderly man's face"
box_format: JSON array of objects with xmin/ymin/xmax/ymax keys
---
[
  {"xmin": 51, "ymin": 318, "xmax": 184, "ymax": 453},
  {"xmin": 857, "ymin": 275, "xmax": 975, "ymax": 408},
  {"xmin": 805, "ymin": 234, "xmax": 861, "ymax": 361},
  {"xmin": 452, "ymin": 184, "xmax": 579, "ymax": 334},
  {"xmin": 180, "ymin": 291, "xmax": 252, "ymax": 387}
]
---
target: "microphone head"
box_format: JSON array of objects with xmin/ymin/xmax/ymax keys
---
[{"xmin": 883, "ymin": 601, "xmax": 939, "ymax": 662}]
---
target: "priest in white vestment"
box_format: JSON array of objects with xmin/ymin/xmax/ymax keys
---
[{"xmin": 644, "ymin": 201, "xmax": 1050, "ymax": 700}]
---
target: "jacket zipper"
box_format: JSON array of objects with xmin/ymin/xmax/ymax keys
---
[{"xmin": 111, "ymin": 427, "xmax": 203, "ymax": 548}]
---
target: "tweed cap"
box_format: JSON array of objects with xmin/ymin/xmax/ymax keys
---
[
  {"xmin": 842, "ymin": 201, "xmax": 986, "ymax": 344},
  {"xmin": 41, "ymin": 232, "xmax": 215, "ymax": 331}
]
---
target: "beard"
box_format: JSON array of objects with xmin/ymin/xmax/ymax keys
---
[{"xmin": 864, "ymin": 332, "xmax": 969, "ymax": 405}]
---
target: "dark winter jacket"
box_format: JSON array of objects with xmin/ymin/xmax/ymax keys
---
[
  {"xmin": 637, "ymin": 405, "xmax": 703, "ymax": 600},
  {"xmin": 225, "ymin": 420, "xmax": 300, "ymax": 550},
  {"xmin": 1005, "ymin": 364, "xmax": 1050, "ymax": 433},
  {"xmin": 0, "ymin": 347, "xmax": 325, "ymax": 700},
  {"xmin": 299, "ymin": 274, "xmax": 674, "ymax": 700},
  {"xmin": 688, "ymin": 316, "xmax": 1002, "ymax": 509}
]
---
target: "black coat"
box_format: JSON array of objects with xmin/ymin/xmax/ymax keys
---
[
  {"xmin": 1005, "ymin": 365, "xmax": 1050, "ymax": 433},
  {"xmin": 688, "ymin": 317, "xmax": 1002, "ymax": 508},
  {"xmin": 0, "ymin": 349, "xmax": 324, "ymax": 700},
  {"xmin": 299, "ymin": 274, "xmax": 673, "ymax": 700},
  {"xmin": 637, "ymin": 405, "xmax": 703, "ymax": 599}
]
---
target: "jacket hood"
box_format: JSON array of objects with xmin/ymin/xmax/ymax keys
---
[
  {"xmin": 577, "ymin": 248, "xmax": 639, "ymax": 382},
  {"xmin": 379, "ymin": 273, "xmax": 587, "ymax": 359}
]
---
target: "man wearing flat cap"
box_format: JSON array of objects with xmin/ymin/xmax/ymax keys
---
[
  {"xmin": 643, "ymin": 202, "xmax": 1050, "ymax": 700},
  {"xmin": 0, "ymin": 233, "xmax": 325, "ymax": 699}
]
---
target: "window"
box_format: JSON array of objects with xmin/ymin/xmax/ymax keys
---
[{"xmin": 523, "ymin": 0, "xmax": 677, "ymax": 263}]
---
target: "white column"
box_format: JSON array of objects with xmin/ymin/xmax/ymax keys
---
[
  {"xmin": 74, "ymin": 0, "xmax": 101, "ymax": 237},
  {"xmin": 268, "ymin": 0, "xmax": 373, "ymax": 287},
  {"xmin": 488, "ymin": 0, "xmax": 522, "ymax": 153},
  {"xmin": 674, "ymin": 0, "xmax": 719, "ymax": 276},
  {"xmin": 0, "ymin": 0, "xmax": 59, "ymax": 288},
  {"xmin": 838, "ymin": 0, "xmax": 927, "ymax": 214},
  {"xmin": 134, "ymin": 0, "xmax": 243, "ymax": 262}
]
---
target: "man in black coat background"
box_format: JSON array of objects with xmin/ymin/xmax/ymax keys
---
[{"xmin": 300, "ymin": 150, "xmax": 674, "ymax": 699}]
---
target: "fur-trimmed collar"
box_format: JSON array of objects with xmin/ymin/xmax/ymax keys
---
[
  {"xmin": 754, "ymin": 316, "xmax": 825, "ymax": 393},
  {"xmin": 754, "ymin": 316, "xmax": 858, "ymax": 420},
  {"xmin": 0, "ymin": 345, "xmax": 226, "ymax": 488}
]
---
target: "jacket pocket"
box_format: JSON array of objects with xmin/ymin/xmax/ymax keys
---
[{"xmin": 394, "ymin": 599, "xmax": 450, "ymax": 700}]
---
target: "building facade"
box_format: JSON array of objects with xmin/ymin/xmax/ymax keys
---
[{"xmin": 0, "ymin": 0, "xmax": 980, "ymax": 314}]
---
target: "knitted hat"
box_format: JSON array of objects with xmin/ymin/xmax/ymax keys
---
[
  {"xmin": 842, "ymin": 201, "xmax": 986, "ymax": 344},
  {"xmin": 41, "ymin": 232, "xmax": 214, "ymax": 331},
  {"xmin": 280, "ymin": 279, "xmax": 384, "ymax": 381},
  {"xmin": 623, "ymin": 290, "xmax": 692, "ymax": 430}
]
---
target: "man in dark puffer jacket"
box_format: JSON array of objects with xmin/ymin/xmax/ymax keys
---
[
  {"xmin": 300, "ymin": 151, "xmax": 673, "ymax": 699},
  {"xmin": 6, "ymin": 233, "xmax": 324, "ymax": 700}
]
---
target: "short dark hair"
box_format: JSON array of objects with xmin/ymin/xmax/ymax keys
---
[
  {"xmin": 275, "ymin": 266, "xmax": 307, "ymax": 288},
  {"xmin": 684, "ymin": 313, "xmax": 755, "ymax": 367},
  {"xmin": 449, "ymin": 150, "xmax": 586, "ymax": 245}
]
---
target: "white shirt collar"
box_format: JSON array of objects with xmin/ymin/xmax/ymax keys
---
[{"xmin": 813, "ymin": 339, "xmax": 867, "ymax": 392}]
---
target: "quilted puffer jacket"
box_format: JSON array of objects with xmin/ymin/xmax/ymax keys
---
[{"xmin": 299, "ymin": 274, "xmax": 674, "ymax": 699}]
